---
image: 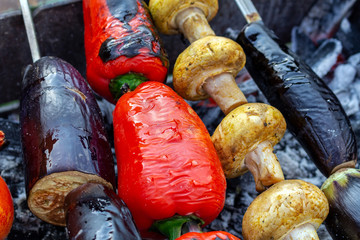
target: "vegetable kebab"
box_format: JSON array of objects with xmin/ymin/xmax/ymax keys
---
[
  {"xmin": 83, "ymin": 0, "xmax": 169, "ymax": 104},
  {"xmin": 235, "ymin": 0, "xmax": 359, "ymax": 239},
  {"xmin": 149, "ymin": 0, "xmax": 286, "ymax": 192},
  {"xmin": 20, "ymin": 57, "xmax": 142, "ymax": 239},
  {"xmin": 83, "ymin": 0, "xmax": 241, "ymax": 239}
]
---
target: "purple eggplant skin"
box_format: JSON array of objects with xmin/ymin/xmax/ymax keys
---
[
  {"xmin": 65, "ymin": 183, "xmax": 142, "ymax": 240},
  {"xmin": 237, "ymin": 22, "xmax": 357, "ymax": 177},
  {"xmin": 20, "ymin": 56, "xmax": 116, "ymax": 195},
  {"xmin": 321, "ymin": 168, "xmax": 360, "ymax": 240}
]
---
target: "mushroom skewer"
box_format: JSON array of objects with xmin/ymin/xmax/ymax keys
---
[
  {"xmin": 149, "ymin": 0, "xmax": 285, "ymax": 191},
  {"xmin": 235, "ymin": 0, "xmax": 359, "ymax": 238},
  {"xmin": 242, "ymin": 180, "xmax": 329, "ymax": 240}
]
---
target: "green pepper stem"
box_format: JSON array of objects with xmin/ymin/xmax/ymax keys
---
[
  {"xmin": 151, "ymin": 215, "xmax": 204, "ymax": 240},
  {"xmin": 109, "ymin": 73, "xmax": 148, "ymax": 101}
]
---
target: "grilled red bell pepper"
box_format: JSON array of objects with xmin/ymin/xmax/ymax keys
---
[
  {"xmin": 113, "ymin": 81, "xmax": 226, "ymax": 239},
  {"xmin": 83, "ymin": 0, "xmax": 169, "ymax": 103},
  {"xmin": 178, "ymin": 231, "xmax": 241, "ymax": 240},
  {"xmin": 0, "ymin": 131, "xmax": 5, "ymax": 149}
]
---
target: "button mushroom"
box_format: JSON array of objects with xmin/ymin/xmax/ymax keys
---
[
  {"xmin": 242, "ymin": 179, "xmax": 329, "ymax": 240},
  {"xmin": 149, "ymin": 1, "xmax": 287, "ymax": 191},
  {"xmin": 173, "ymin": 36, "xmax": 247, "ymax": 115},
  {"xmin": 212, "ymin": 103, "xmax": 286, "ymax": 192},
  {"xmin": 149, "ymin": 0, "xmax": 218, "ymax": 42}
]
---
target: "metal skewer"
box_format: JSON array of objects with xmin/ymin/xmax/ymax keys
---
[
  {"xmin": 19, "ymin": 0, "xmax": 41, "ymax": 62},
  {"xmin": 233, "ymin": 0, "xmax": 262, "ymax": 24}
]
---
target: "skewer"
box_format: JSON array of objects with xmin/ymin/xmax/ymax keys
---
[
  {"xmin": 234, "ymin": 1, "xmax": 337, "ymax": 239},
  {"xmin": 19, "ymin": 0, "xmax": 40, "ymax": 62},
  {"xmin": 233, "ymin": 0, "xmax": 262, "ymax": 23}
]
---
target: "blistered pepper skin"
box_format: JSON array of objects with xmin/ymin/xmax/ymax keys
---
[
  {"xmin": 113, "ymin": 82, "xmax": 226, "ymax": 236},
  {"xmin": 177, "ymin": 231, "xmax": 241, "ymax": 240},
  {"xmin": 65, "ymin": 183, "xmax": 142, "ymax": 240},
  {"xmin": 238, "ymin": 22, "xmax": 357, "ymax": 177},
  {"xmin": 83, "ymin": 0, "xmax": 168, "ymax": 103}
]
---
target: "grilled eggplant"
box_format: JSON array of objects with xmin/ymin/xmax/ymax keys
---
[
  {"xmin": 321, "ymin": 168, "xmax": 360, "ymax": 240},
  {"xmin": 237, "ymin": 22, "xmax": 357, "ymax": 177},
  {"xmin": 20, "ymin": 56, "xmax": 116, "ymax": 226}
]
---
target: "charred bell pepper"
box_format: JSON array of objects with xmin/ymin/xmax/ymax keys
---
[
  {"xmin": 20, "ymin": 56, "xmax": 116, "ymax": 226},
  {"xmin": 65, "ymin": 183, "xmax": 141, "ymax": 240},
  {"xmin": 237, "ymin": 22, "xmax": 357, "ymax": 177},
  {"xmin": 113, "ymin": 81, "xmax": 226, "ymax": 239},
  {"xmin": 177, "ymin": 231, "xmax": 241, "ymax": 240},
  {"xmin": 321, "ymin": 168, "xmax": 360, "ymax": 240},
  {"xmin": 0, "ymin": 131, "xmax": 5, "ymax": 149},
  {"xmin": 83, "ymin": 0, "xmax": 169, "ymax": 103}
]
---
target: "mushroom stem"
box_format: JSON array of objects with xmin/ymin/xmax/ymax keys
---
[
  {"xmin": 203, "ymin": 73, "xmax": 248, "ymax": 115},
  {"xmin": 244, "ymin": 141, "xmax": 284, "ymax": 192},
  {"xmin": 284, "ymin": 223, "xmax": 319, "ymax": 240},
  {"xmin": 175, "ymin": 7, "xmax": 215, "ymax": 43}
]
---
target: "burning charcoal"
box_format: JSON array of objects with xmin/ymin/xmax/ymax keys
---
[
  {"xmin": 328, "ymin": 63, "xmax": 357, "ymax": 91},
  {"xmin": 332, "ymin": 88, "xmax": 360, "ymax": 116},
  {"xmin": 335, "ymin": 1, "xmax": 360, "ymax": 57},
  {"xmin": 306, "ymin": 39, "xmax": 343, "ymax": 78},
  {"xmin": 291, "ymin": 26, "xmax": 317, "ymax": 60},
  {"xmin": 348, "ymin": 52, "xmax": 360, "ymax": 76},
  {"xmin": 299, "ymin": 0, "xmax": 357, "ymax": 43}
]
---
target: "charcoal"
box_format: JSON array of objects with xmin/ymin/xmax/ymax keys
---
[
  {"xmin": 335, "ymin": 1, "xmax": 360, "ymax": 57},
  {"xmin": 329, "ymin": 63, "xmax": 357, "ymax": 91},
  {"xmin": 291, "ymin": 26, "xmax": 317, "ymax": 60},
  {"xmin": 299, "ymin": 0, "xmax": 357, "ymax": 43},
  {"xmin": 333, "ymin": 88, "xmax": 360, "ymax": 116},
  {"xmin": 306, "ymin": 38, "xmax": 343, "ymax": 78},
  {"xmin": 348, "ymin": 52, "xmax": 360, "ymax": 77}
]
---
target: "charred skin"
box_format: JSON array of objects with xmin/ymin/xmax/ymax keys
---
[
  {"xmin": 83, "ymin": 0, "xmax": 168, "ymax": 103},
  {"xmin": 20, "ymin": 56, "xmax": 116, "ymax": 226},
  {"xmin": 65, "ymin": 183, "xmax": 141, "ymax": 240},
  {"xmin": 321, "ymin": 168, "xmax": 360, "ymax": 240},
  {"xmin": 238, "ymin": 22, "xmax": 357, "ymax": 177}
]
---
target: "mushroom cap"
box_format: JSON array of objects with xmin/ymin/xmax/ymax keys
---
[
  {"xmin": 211, "ymin": 103, "xmax": 286, "ymax": 178},
  {"xmin": 242, "ymin": 179, "xmax": 329, "ymax": 240},
  {"xmin": 173, "ymin": 36, "xmax": 246, "ymax": 101},
  {"xmin": 149, "ymin": 0, "xmax": 218, "ymax": 35}
]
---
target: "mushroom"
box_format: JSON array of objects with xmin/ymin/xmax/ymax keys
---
[
  {"xmin": 149, "ymin": 0, "xmax": 218, "ymax": 42},
  {"xmin": 242, "ymin": 179, "xmax": 329, "ymax": 240},
  {"xmin": 173, "ymin": 36, "xmax": 247, "ymax": 115},
  {"xmin": 211, "ymin": 103, "xmax": 286, "ymax": 191}
]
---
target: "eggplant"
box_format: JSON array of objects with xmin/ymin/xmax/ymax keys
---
[
  {"xmin": 20, "ymin": 56, "xmax": 116, "ymax": 226},
  {"xmin": 237, "ymin": 22, "xmax": 357, "ymax": 177},
  {"xmin": 321, "ymin": 168, "xmax": 360, "ymax": 240},
  {"xmin": 65, "ymin": 183, "xmax": 141, "ymax": 240}
]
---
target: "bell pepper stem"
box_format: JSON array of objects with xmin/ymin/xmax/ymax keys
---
[
  {"xmin": 151, "ymin": 215, "xmax": 204, "ymax": 240},
  {"xmin": 109, "ymin": 73, "xmax": 148, "ymax": 101}
]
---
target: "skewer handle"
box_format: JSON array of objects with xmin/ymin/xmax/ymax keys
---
[
  {"xmin": 19, "ymin": 0, "xmax": 41, "ymax": 62},
  {"xmin": 234, "ymin": 0, "xmax": 262, "ymax": 23}
]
